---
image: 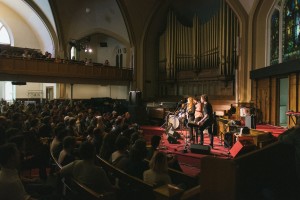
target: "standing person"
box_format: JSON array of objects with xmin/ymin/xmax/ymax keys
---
[
  {"xmin": 187, "ymin": 97, "xmax": 196, "ymax": 142},
  {"xmin": 197, "ymin": 94, "xmax": 214, "ymax": 147}
]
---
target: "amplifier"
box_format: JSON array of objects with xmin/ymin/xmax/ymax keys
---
[{"xmin": 190, "ymin": 144, "xmax": 211, "ymax": 154}]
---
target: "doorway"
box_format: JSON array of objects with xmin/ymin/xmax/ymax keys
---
[
  {"xmin": 278, "ymin": 78, "xmax": 288, "ymax": 127},
  {"xmin": 46, "ymin": 86, "xmax": 54, "ymax": 100}
]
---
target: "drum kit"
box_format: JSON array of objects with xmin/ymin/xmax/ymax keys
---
[{"xmin": 164, "ymin": 107, "xmax": 187, "ymax": 130}]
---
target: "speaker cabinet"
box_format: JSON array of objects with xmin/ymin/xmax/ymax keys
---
[
  {"xmin": 229, "ymin": 140, "xmax": 256, "ymax": 158},
  {"xmin": 190, "ymin": 144, "xmax": 211, "ymax": 154},
  {"xmin": 129, "ymin": 91, "xmax": 142, "ymax": 105}
]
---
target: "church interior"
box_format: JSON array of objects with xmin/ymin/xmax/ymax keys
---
[{"xmin": 0, "ymin": 0, "xmax": 300, "ymax": 200}]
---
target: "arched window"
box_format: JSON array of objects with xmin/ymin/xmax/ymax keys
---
[
  {"xmin": 269, "ymin": 0, "xmax": 300, "ymax": 65},
  {"xmin": 270, "ymin": 9, "xmax": 280, "ymax": 65},
  {"xmin": 0, "ymin": 22, "xmax": 11, "ymax": 45}
]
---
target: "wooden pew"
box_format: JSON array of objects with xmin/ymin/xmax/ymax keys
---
[
  {"xmin": 50, "ymin": 151, "xmax": 115, "ymax": 200},
  {"xmin": 96, "ymin": 155, "xmax": 201, "ymax": 200},
  {"xmin": 96, "ymin": 155, "xmax": 155, "ymax": 200},
  {"xmin": 200, "ymin": 142, "xmax": 297, "ymax": 200}
]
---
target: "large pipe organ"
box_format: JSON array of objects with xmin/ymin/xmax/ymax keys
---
[{"xmin": 159, "ymin": 0, "xmax": 239, "ymax": 98}]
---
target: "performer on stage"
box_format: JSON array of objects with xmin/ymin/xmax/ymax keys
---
[
  {"xmin": 194, "ymin": 98, "xmax": 203, "ymax": 123},
  {"xmin": 196, "ymin": 94, "xmax": 214, "ymax": 148},
  {"xmin": 187, "ymin": 97, "xmax": 196, "ymax": 142}
]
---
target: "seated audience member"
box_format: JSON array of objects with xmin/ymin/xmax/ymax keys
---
[
  {"xmin": 147, "ymin": 135, "xmax": 182, "ymax": 172},
  {"xmin": 125, "ymin": 139, "xmax": 149, "ymax": 179},
  {"xmin": 60, "ymin": 141, "xmax": 113, "ymax": 193},
  {"xmin": 143, "ymin": 152, "xmax": 171, "ymax": 187},
  {"xmin": 0, "ymin": 143, "xmax": 36, "ymax": 200},
  {"xmin": 58, "ymin": 136, "xmax": 76, "ymax": 166},
  {"xmin": 99, "ymin": 130, "xmax": 117, "ymax": 161},
  {"xmin": 50, "ymin": 123, "xmax": 68, "ymax": 159},
  {"xmin": 147, "ymin": 135, "xmax": 161, "ymax": 160},
  {"xmin": 109, "ymin": 136, "xmax": 130, "ymax": 170}
]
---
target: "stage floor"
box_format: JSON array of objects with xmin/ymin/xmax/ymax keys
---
[{"xmin": 140, "ymin": 124, "xmax": 287, "ymax": 177}]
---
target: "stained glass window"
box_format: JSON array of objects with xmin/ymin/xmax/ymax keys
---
[
  {"xmin": 283, "ymin": 0, "xmax": 300, "ymax": 61},
  {"xmin": 0, "ymin": 22, "xmax": 11, "ymax": 44},
  {"xmin": 271, "ymin": 10, "xmax": 280, "ymax": 65}
]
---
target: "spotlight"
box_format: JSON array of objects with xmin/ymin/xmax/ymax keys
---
[{"xmin": 88, "ymin": 48, "xmax": 92, "ymax": 53}]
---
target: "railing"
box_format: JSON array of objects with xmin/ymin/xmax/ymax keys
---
[{"xmin": 0, "ymin": 56, "xmax": 133, "ymax": 84}]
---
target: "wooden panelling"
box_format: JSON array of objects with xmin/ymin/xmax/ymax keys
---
[
  {"xmin": 289, "ymin": 73, "xmax": 298, "ymax": 127},
  {"xmin": 256, "ymin": 78, "xmax": 271, "ymax": 124},
  {"xmin": 270, "ymin": 77, "xmax": 277, "ymax": 125},
  {"xmin": 0, "ymin": 57, "xmax": 132, "ymax": 84}
]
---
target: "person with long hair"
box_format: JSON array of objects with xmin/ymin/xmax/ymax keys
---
[
  {"xmin": 143, "ymin": 151, "xmax": 171, "ymax": 186},
  {"xmin": 187, "ymin": 97, "xmax": 196, "ymax": 142}
]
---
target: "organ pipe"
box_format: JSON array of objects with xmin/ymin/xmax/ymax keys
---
[{"xmin": 159, "ymin": 0, "xmax": 239, "ymax": 79}]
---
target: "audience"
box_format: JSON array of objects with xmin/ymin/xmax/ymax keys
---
[{"xmin": 60, "ymin": 141, "xmax": 113, "ymax": 193}]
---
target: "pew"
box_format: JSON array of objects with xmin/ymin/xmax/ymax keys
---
[
  {"xmin": 96, "ymin": 155, "xmax": 154, "ymax": 200},
  {"xmin": 200, "ymin": 142, "xmax": 297, "ymax": 200},
  {"xmin": 96, "ymin": 155, "xmax": 201, "ymax": 200},
  {"xmin": 50, "ymin": 151, "xmax": 115, "ymax": 200}
]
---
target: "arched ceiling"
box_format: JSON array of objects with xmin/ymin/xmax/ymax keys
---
[
  {"xmin": 0, "ymin": 0, "xmax": 255, "ymax": 54},
  {"xmin": 0, "ymin": 0, "xmax": 55, "ymax": 53},
  {"xmin": 51, "ymin": 0, "xmax": 130, "ymax": 46}
]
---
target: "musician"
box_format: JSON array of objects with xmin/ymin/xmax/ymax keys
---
[
  {"xmin": 194, "ymin": 98, "xmax": 203, "ymax": 123},
  {"xmin": 187, "ymin": 97, "xmax": 196, "ymax": 142},
  {"xmin": 196, "ymin": 94, "xmax": 214, "ymax": 147}
]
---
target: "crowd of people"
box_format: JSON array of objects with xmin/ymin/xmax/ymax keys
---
[{"xmin": 0, "ymin": 99, "xmax": 185, "ymax": 199}]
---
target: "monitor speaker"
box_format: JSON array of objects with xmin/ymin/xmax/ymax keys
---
[
  {"xmin": 190, "ymin": 144, "xmax": 211, "ymax": 154},
  {"xmin": 129, "ymin": 91, "xmax": 142, "ymax": 105},
  {"xmin": 229, "ymin": 140, "xmax": 256, "ymax": 158}
]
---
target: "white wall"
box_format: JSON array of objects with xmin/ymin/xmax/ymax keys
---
[
  {"xmin": 0, "ymin": 82, "xmax": 4, "ymax": 99},
  {"xmin": 65, "ymin": 84, "xmax": 128, "ymax": 99},
  {"xmin": 0, "ymin": 2, "xmax": 41, "ymax": 49},
  {"xmin": 15, "ymin": 82, "xmax": 57, "ymax": 99}
]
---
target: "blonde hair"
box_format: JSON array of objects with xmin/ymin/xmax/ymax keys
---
[
  {"xmin": 149, "ymin": 152, "xmax": 168, "ymax": 173},
  {"xmin": 187, "ymin": 97, "xmax": 194, "ymax": 113}
]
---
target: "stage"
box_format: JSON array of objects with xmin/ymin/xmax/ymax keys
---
[{"xmin": 140, "ymin": 124, "xmax": 287, "ymax": 177}]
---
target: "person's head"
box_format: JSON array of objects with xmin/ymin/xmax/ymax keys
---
[
  {"xmin": 63, "ymin": 136, "xmax": 76, "ymax": 150},
  {"xmin": 200, "ymin": 94, "xmax": 208, "ymax": 103},
  {"xmin": 0, "ymin": 143, "xmax": 20, "ymax": 168},
  {"xmin": 79, "ymin": 141, "xmax": 95, "ymax": 160},
  {"xmin": 115, "ymin": 136, "xmax": 129, "ymax": 151},
  {"xmin": 149, "ymin": 152, "xmax": 168, "ymax": 173},
  {"xmin": 151, "ymin": 135, "xmax": 161, "ymax": 149},
  {"xmin": 130, "ymin": 139, "xmax": 147, "ymax": 161}
]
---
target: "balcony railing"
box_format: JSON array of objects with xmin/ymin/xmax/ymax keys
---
[{"xmin": 0, "ymin": 56, "xmax": 133, "ymax": 84}]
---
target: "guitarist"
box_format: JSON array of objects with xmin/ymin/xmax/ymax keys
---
[{"xmin": 197, "ymin": 94, "xmax": 214, "ymax": 148}]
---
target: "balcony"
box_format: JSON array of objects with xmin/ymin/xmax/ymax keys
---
[{"xmin": 0, "ymin": 56, "xmax": 133, "ymax": 84}]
